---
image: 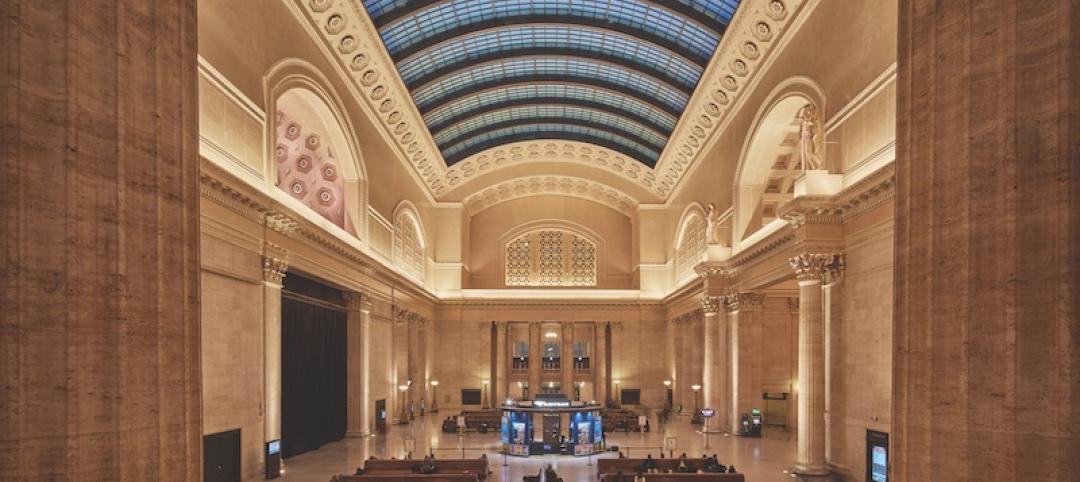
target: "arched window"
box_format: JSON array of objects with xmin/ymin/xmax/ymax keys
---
[
  {"xmin": 675, "ymin": 209, "xmax": 706, "ymax": 277},
  {"xmin": 393, "ymin": 205, "xmax": 426, "ymax": 281},
  {"xmin": 504, "ymin": 229, "xmax": 597, "ymax": 287}
]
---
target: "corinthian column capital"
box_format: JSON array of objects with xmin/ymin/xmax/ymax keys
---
[
  {"xmin": 343, "ymin": 291, "xmax": 373, "ymax": 313},
  {"xmin": 722, "ymin": 291, "xmax": 765, "ymax": 312},
  {"xmin": 262, "ymin": 242, "xmax": 289, "ymax": 285},
  {"xmin": 701, "ymin": 296, "xmax": 723, "ymax": 314},
  {"xmin": 788, "ymin": 252, "xmax": 844, "ymax": 284}
]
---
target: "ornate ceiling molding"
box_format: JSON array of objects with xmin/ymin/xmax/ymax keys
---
[
  {"xmin": 463, "ymin": 175, "xmax": 639, "ymax": 217},
  {"xmin": 294, "ymin": 0, "xmax": 810, "ymax": 202},
  {"xmin": 651, "ymin": 0, "xmax": 809, "ymax": 197},
  {"xmin": 295, "ymin": 0, "xmax": 449, "ymax": 194},
  {"xmin": 443, "ymin": 141, "xmax": 659, "ymax": 196}
]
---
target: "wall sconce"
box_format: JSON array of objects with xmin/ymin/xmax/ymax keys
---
[
  {"xmin": 663, "ymin": 380, "xmax": 672, "ymax": 387},
  {"xmin": 691, "ymin": 384, "xmax": 702, "ymax": 391}
]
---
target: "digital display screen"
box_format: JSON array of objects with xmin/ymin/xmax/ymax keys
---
[
  {"xmin": 267, "ymin": 440, "xmax": 281, "ymax": 455},
  {"xmin": 871, "ymin": 446, "xmax": 887, "ymax": 482}
]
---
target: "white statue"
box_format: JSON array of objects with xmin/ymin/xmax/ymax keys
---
[
  {"xmin": 796, "ymin": 104, "xmax": 824, "ymax": 170},
  {"xmin": 705, "ymin": 203, "xmax": 721, "ymax": 245}
]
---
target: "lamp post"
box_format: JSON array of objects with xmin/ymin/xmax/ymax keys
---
[
  {"xmin": 397, "ymin": 385, "xmax": 410, "ymax": 424},
  {"xmin": 613, "ymin": 379, "xmax": 621, "ymax": 408},
  {"xmin": 430, "ymin": 380, "xmax": 440, "ymax": 413},
  {"xmin": 690, "ymin": 384, "xmax": 703, "ymax": 425},
  {"xmin": 662, "ymin": 379, "xmax": 672, "ymax": 409},
  {"xmin": 481, "ymin": 380, "xmax": 490, "ymax": 409}
]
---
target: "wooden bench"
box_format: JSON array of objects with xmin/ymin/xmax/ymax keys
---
[
  {"xmin": 332, "ymin": 475, "xmax": 479, "ymax": 482},
  {"xmin": 362, "ymin": 458, "xmax": 490, "ymax": 480},
  {"xmin": 598, "ymin": 458, "xmax": 708, "ymax": 476},
  {"xmin": 602, "ymin": 409, "xmax": 642, "ymax": 432},
  {"xmin": 600, "ymin": 474, "xmax": 745, "ymax": 482},
  {"xmin": 461, "ymin": 410, "xmax": 501, "ymax": 432}
]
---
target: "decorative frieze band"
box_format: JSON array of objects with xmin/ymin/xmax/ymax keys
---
[
  {"xmin": 788, "ymin": 252, "xmax": 845, "ymax": 284},
  {"xmin": 393, "ymin": 306, "xmax": 429, "ymax": 327},
  {"xmin": 673, "ymin": 309, "xmax": 703, "ymax": 324}
]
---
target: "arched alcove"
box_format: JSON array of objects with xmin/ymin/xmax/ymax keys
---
[
  {"xmin": 266, "ymin": 59, "xmax": 368, "ymax": 238},
  {"xmin": 732, "ymin": 77, "xmax": 826, "ymax": 244}
]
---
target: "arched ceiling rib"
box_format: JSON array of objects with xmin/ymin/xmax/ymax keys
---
[
  {"xmin": 425, "ymin": 83, "xmax": 678, "ymax": 131},
  {"xmin": 434, "ymin": 106, "xmax": 669, "ymax": 154},
  {"xmin": 361, "ymin": 0, "xmax": 743, "ymax": 169},
  {"xmin": 443, "ymin": 128, "xmax": 659, "ymax": 166},
  {"xmin": 427, "ymin": 97, "xmax": 675, "ymax": 138}
]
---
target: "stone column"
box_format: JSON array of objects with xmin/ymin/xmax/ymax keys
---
[
  {"xmin": 674, "ymin": 315, "xmax": 688, "ymax": 408},
  {"xmin": 593, "ymin": 323, "xmax": 604, "ymax": 402},
  {"xmin": 604, "ymin": 322, "xmax": 614, "ymax": 405},
  {"xmin": 786, "ymin": 297, "xmax": 800, "ymax": 434},
  {"xmin": 496, "ymin": 321, "xmax": 509, "ymax": 401},
  {"xmin": 263, "ymin": 250, "xmax": 288, "ymax": 444},
  {"xmin": 528, "ymin": 322, "xmax": 542, "ymax": 399},
  {"xmin": 729, "ymin": 292, "xmax": 765, "ymax": 435},
  {"xmin": 690, "ymin": 312, "xmax": 704, "ymax": 397},
  {"xmin": 561, "ymin": 322, "xmax": 574, "ymax": 396},
  {"xmin": 823, "ymin": 277, "xmax": 842, "ymax": 464},
  {"xmin": 345, "ymin": 291, "xmax": 373, "ymax": 436},
  {"xmin": 486, "ymin": 321, "xmax": 496, "ymax": 408},
  {"xmin": 408, "ymin": 314, "xmax": 421, "ymax": 413},
  {"xmin": 0, "ymin": 1, "xmax": 201, "ymax": 478},
  {"xmin": 896, "ymin": 2, "xmax": 1079, "ymax": 480},
  {"xmin": 701, "ymin": 297, "xmax": 722, "ymax": 420},
  {"xmin": 789, "ymin": 253, "xmax": 842, "ymax": 476},
  {"xmin": 714, "ymin": 300, "xmax": 732, "ymax": 432}
]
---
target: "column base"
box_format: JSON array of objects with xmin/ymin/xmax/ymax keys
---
[
  {"xmin": 792, "ymin": 463, "xmax": 831, "ymax": 477},
  {"xmin": 345, "ymin": 431, "xmax": 371, "ymax": 438}
]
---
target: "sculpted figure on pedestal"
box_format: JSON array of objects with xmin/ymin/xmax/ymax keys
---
[
  {"xmin": 796, "ymin": 104, "xmax": 824, "ymax": 170},
  {"xmin": 705, "ymin": 203, "xmax": 722, "ymax": 245}
]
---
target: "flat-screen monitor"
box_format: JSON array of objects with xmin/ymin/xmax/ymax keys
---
[
  {"xmin": 866, "ymin": 430, "xmax": 889, "ymax": 482},
  {"xmin": 461, "ymin": 388, "xmax": 482, "ymax": 405},
  {"xmin": 267, "ymin": 439, "xmax": 281, "ymax": 455}
]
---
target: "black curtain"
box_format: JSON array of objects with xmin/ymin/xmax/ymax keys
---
[{"xmin": 281, "ymin": 295, "xmax": 347, "ymax": 458}]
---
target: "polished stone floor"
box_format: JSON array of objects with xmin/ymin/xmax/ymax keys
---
[{"xmin": 280, "ymin": 414, "xmax": 798, "ymax": 482}]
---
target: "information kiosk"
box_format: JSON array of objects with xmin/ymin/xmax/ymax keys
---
[{"xmin": 501, "ymin": 394, "xmax": 603, "ymax": 457}]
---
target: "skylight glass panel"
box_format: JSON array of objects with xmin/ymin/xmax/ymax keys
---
[
  {"xmin": 359, "ymin": 0, "xmax": 745, "ymax": 167},
  {"xmin": 396, "ymin": 25, "xmax": 703, "ymax": 91},
  {"xmin": 412, "ymin": 57, "xmax": 689, "ymax": 114},
  {"xmin": 423, "ymin": 84, "xmax": 678, "ymax": 133},
  {"xmin": 378, "ymin": 0, "xmax": 719, "ymax": 63},
  {"xmin": 432, "ymin": 105, "xmax": 668, "ymax": 149}
]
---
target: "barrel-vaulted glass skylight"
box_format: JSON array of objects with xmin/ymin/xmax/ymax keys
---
[{"xmin": 362, "ymin": 0, "xmax": 743, "ymax": 167}]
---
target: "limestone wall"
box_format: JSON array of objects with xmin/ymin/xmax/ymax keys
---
[{"xmin": 828, "ymin": 202, "xmax": 894, "ymax": 481}]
